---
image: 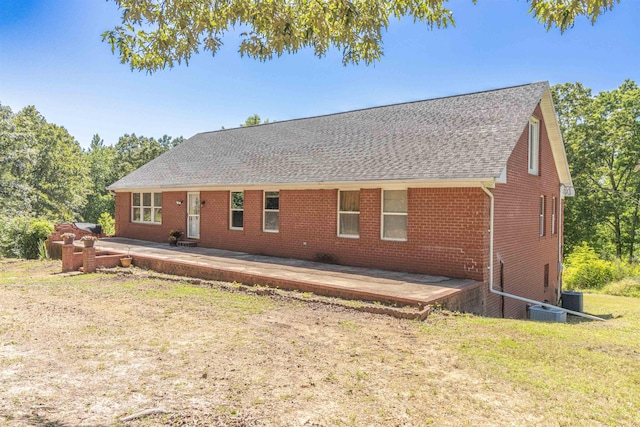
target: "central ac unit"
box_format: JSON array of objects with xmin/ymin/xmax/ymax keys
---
[{"xmin": 529, "ymin": 305, "xmax": 567, "ymax": 323}]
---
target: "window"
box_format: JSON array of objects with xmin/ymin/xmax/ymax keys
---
[
  {"xmin": 551, "ymin": 196, "xmax": 557, "ymax": 235},
  {"xmin": 132, "ymin": 192, "xmax": 162, "ymax": 224},
  {"xmin": 382, "ymin": 190, "xmax": 408, "ymax": 241},
  {"xmin": 539, "ymin": 195, "xmax": 545, "ymax": 237},
  {"xmin": 544, "ymin": 263, "xmax": 550, "ymax": 291},
  {"xmin": 528, "ymin": 118, "xmax": 540, "ymax": 175},
  {"xmin": 230, "ymin": 191, "xmax": 244, "ymax": 230},
  {"xmin": 338, "ymin": 190, "xmax": 360, "ymax": 237},
  {"xmin": 263, "ymin": 191, "xmax": 279, "ymax": 232}
]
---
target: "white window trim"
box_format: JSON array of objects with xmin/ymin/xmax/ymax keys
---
[
  {"xmin": 540, "ymin": 195, "xmax": 546, "ymax": 237},
  {"xmin": 131, "ymin": 191, "xmax": 162, "ymax": 224},
  {"xmin": 263, "ymin": 190, "xmax": 279, "ymax": 233},
  {"xmin": 551, "ymin": 196, "xmax": 557, "ymax": 235},
  {"xmin": 230, "ymin": 191, "xmax": 244, "ymax": 231},
  {"xmin": 528, "ymin": 117, "xmax": 540, "ymax": 176},
  {"xmin": 381, "ymin": 189, "xmax": 408, "ymax": 242},
  {"xmin": 337, "ymin": 189, "xmax": 360, "ymax": 238}
]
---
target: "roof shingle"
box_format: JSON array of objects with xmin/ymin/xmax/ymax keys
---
[{"xmin": 109, "ymin": 82, "xmax": 549, "ymax": 190}]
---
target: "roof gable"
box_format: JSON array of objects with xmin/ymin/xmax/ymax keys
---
[{"xmin": 109, "ymin": 82, "xmax": 571, "ymax": 191}]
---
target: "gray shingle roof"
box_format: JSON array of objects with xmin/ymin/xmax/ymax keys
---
[{"xmin": 109, "ymin": 82, "xmax": 549, "ymax": 190}]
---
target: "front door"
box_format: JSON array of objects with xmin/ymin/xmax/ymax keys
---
[{"xmin": 187, "ymin": 192, "xmax": 200, "ymax": 239}]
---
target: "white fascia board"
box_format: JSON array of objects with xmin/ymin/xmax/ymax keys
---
[
  {"xmin": 109, "ymin": 178, "xmax": 497, "ymax": 193},
  {"xmin": 540, "ymin": 88, "xmax": 574, "ymax": 192}
]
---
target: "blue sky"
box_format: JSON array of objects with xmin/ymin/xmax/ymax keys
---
[{"xmin": 1, "ymin": 0, "xmax": 638, "ymax": 148}]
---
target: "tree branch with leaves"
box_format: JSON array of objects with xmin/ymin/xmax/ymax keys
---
[{"xmin": 103, "ymin": 0, "xmax": 620, "ymax": 73}]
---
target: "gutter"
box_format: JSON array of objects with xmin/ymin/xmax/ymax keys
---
[
  {"xmin": 480, "ymin": 183, "xmax": 604, "ymax": 322},
  {"xmin": 107, "ymin": 177, "xmax": 498, "ymax": 193}
]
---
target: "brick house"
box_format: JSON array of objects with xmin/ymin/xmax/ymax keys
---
[{"xmin": 108, "ymin": 82, "xmax": 573, "ymax": 318}]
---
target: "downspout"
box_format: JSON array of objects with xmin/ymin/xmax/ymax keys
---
[
  {"xmin": 480, "ymin": 183, "xmax": 604, "ymax": 322},
  {"xmin": 557, "ymin": 184, "xmax": 565, "ymax": 304}
]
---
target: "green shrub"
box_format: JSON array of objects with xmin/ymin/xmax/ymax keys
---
[
  {"xmin": 0, "ymin": 216, "xmax": 54, "ymax": 259},
  {"xmin": 97, "ymin": 212, "xmax": 115, "ymax": 236},
  {"xmin": 20, "ymin": 220, "xmax": 54, "ymax": 259},
  {"xmin": 564, "ymin": 243, "xmax": 640, "ymax": 291},
  {"xmin": 563, "ymin": 243, "xmax": 615, "ymax": 290}
]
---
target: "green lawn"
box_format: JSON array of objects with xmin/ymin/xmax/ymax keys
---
[
  {"xmin": 420, "ymin": 294, "xmax": 640, "ymax": 426},
  {"xmin": 0, "ymin": 259, "xmax": 638, "ymax": 426}
]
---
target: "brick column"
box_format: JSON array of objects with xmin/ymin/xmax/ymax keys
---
[
  {"xmin": 61, "ymin": 243, "xmax": 76, "ymax": 272},
  {"xmin": 83, "ymin": 247, "xmax": 96, "ymax": 273}
]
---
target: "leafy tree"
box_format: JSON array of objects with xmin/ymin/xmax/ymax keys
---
[
  {"xmin": 0, "ymin": 104, "xmax": 36, "ymax": 216},
  {"xmin": 81, "ymin": 134, "xmax": 117, "ymax": 222},
  {"xmin": 103, "ymin": 0, "xmax": 621, "ymax": 73},
  {"xmin": 86, "ymin": 134, "xmax": 118, "ymax": 194},
  {"xmin": 0, "ymin": 105, "xmax": 91, "ymax": 221},
  {"xmin": 0, "ymin": 102, "xmax": 186, "ymax": 256},
  {"xmin": 553, "ymin": 80, "xmax": 640, "ymax": 260},
  {"xmin": 113, "ymin": 133, "xmax": 183, "ymax": 180},
  {"xmin": 240, "ymin": 114, "xmax": 271, "ymax": 127},
  {"xmin": 81, "ymin": 133, "xmax": 183, "ymax": 222},
  {"xmin": 82, "ymin": 194, "xmax": 116, "ymax": 224},
  {"xmin": 14, "ymin": 107, "xmax": 92, "ymax": 221}
]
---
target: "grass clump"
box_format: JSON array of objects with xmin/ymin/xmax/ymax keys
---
[{"xmin": 600, "ymin": 278, "xmax": 640, "ymax": 298}]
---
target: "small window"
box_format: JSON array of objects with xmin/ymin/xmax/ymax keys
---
[
  {"xmin": 132, "ymin": 192, "xmax": 162, "ymax": 224},
  {"xmin": 551, "ymin": 197, "xmax": 557, "ymax": 235},
  {"xmin": 544, "ymin": 263, "xmax": 550, "ymax": 291},
  {"xmin": 338, "ymin": 190, "xmax": 360, "ymax": 238},
  {"xmin": 264, "ymin": 191, "xmax": 279, "ymax": 232},
  {"xmin": 382, "ymin": 190, "xmax": 407, "ymax": 241},
  {"xmin": 539, "ymin": 195, "xmax": 545, "ymax": 237},
  {"xmin": 528, "ymin": 118, "xmax": 540, "ymax": 175},
  {"xmin": 230, "ymin": 191, "xmax": 244, "ymax": 230}
]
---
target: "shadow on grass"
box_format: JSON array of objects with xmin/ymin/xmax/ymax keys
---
[{"xmin": 566, "ymin": 313, "xmax": 615, "ymax": 323}]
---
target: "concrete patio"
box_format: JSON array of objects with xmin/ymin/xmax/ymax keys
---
[{"xmin": 87, "ymin": 237, "xmax": 485, "ymax": 312}]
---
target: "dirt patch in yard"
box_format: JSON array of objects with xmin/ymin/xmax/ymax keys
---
[{"xmin": 0, "ymin": 260, "xmax": 637, "ymax": 426}]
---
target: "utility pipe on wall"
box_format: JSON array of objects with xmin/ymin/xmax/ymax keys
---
[
  {"xmin": 480, "ymin": 183, "xmax": 604, "ymax": 322},
  {"xmin": 557, "ymin": 184, "xmax": 565, "ymax": 304}
]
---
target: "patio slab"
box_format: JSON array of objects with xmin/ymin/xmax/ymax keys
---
[{"xmin": 93, "ymin": 237, "xmax": 484, "ymax": 309}]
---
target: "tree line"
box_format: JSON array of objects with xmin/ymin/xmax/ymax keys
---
[
  {"xmin": 552, "ymin": 79, "xmax": 640, "ymax": 261},
  {"xmin": 0, "ymin": 103, "xmax": 183, "ymax": 224},
  {"xmin": 1, "ymin": 79, "xmax": 638, "ymax": 261},
  {"xmin": 0, "ymin": 104, "xmax": 269, "ymax": 247},
  {"xmin": 0, "ymin": 103, "xmax": 184, "ymax": 257}
]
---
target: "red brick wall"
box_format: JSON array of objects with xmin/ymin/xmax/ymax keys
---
[
  {"xmin": 115, "ymin": 187, "xmax": 489, "ymax": 280},
  {"xmin": 115, "ymin": 191, "xmax": 187, "ymax": 242},
  {"xmin": 489, "ymin": 104, "xmax": 562, "ymax": 318}
]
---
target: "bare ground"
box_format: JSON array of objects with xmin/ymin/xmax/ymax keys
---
[{"xmin": 0, "ymin": 260, "xmax": 637, "ymax": 426}]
